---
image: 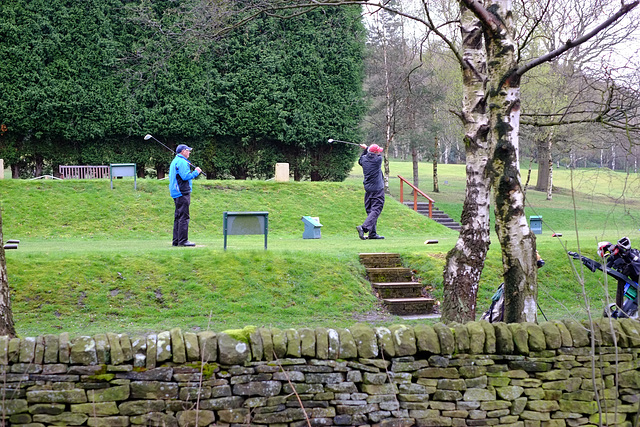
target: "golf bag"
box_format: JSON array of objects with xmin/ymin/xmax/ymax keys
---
[
  {"xmin": 568, "ymin": 237, "xmax": 640, "ymax": 319},
  {"xmin": 481, "ymin": 253, "xmax": 545, "ymax": 323}
]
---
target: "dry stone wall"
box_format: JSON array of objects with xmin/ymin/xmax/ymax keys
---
[{"xmin": 1, "ymin": 319, "xmax": 639, "ymax": 426}]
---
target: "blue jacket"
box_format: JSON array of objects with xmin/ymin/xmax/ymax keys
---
[
  {"xmin": 169, "ymin": 154, "xmax": 200, "ymax": 198},
  {"xmin": 359, "ymin": 150, "xmax": 384, "ymax": 193}
]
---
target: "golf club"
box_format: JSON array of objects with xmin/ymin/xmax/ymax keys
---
[
  {"xmin": 144, "ymin": 134, "xmax": 206, "ymax": 177},
  {"xmin": 328, "ymin": 138, "xmax": 364, "ymax": 147}
]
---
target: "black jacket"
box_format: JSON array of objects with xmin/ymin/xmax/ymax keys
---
[{"xmin": 359, "ymin": 150, "xmax": 384, "ymax": 193}]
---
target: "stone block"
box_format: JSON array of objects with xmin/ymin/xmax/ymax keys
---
[
  {"xmin": 29, "ymin": 403, "xmax": 65, "ymax": 415},
  {"xmin": 27, "ymin": 389, "xmax": 88, "ymax": 404},
  {"xmin": 146, "ymin": 334, "xmax": 157, "ymax": 369},
  {"xmin": 176, "ymin": 409, "xmax": 215, "ymax": 426},
  {"xmin": 156, "ymin": 331, "xmax": 172, "ymax": 362},
  {"xmin": 0, "ymin": 398, "xmax": 28, "ymax": 415},
  {"xmin": 197, "ymin": 330, "xmax": 217, "ymax": 363},
  {"xmin": 376, "ymin": 327, "xmax": 396, "ymax": 357},
  {"xmin": 218, "ymin": 332, "xmax": 251, "ymax": 365},
  {"xmin": 218, "ymin": 407, "xmax": 250, "ymax": 423},
  {"xmin": 234, "ymin": 380, "xmax": 282, "ymax": 397},
  {"xmin": 8, "ymin": 337, "xmax": 20, "ymax": 362},
  {"xmin": 170, "ymin": 328, "xmax": 186, "ymax": 364},
  {"xmin": 285, "ymin": 328, "xmax": 301, "ymax": 357},
  {"xmin": 451, "ymin": 322, "xmax": 470, "ymax": 353},
  {"xmin": 86, "ymin": 385, "xmax": 130, "ymax": 402},
  {"xmin": 316, "ymin": 327, "xmax": 329, "ymax": 359},
  {"xmin": 463, "ymin": 388, "xmax": 496, "ymax": 401},
  {"xmin": 87, "ymin": 415, "xmax": 130, "ymax": 426},
  {"xmin": 182, "ymin": 331, "xmax": 200, "ymax": 362},
  {"xmin": 299, "ymin": 327, "xmax": 316, "ymax": 358},
  {"xmin": 70, "ymin": 401, "xmax": 119, "ymax": 415},
  {"xmin": 414, "ymin": 323, "xmax": 441, "ymax": 354},
  {"xmin": 130, "ymin": 412, "xmax": 178, "ymax": 426},
  {"xmin": 272, "ymin": 327, "xmax": 287, "ymax": 359},
  {"xmin": 526, "ymin": 400, "xmax": 560, "ymax": 412},
  {"xmin": 496, "ymin": 385, "xmax": 524, "ymax": 400},
  {"xmin": 107, "ymin": 332, "xmax": 125, "ymax": 365},
  {"xmin": 328, "ymin": 328, "xmax": 340, "ymax": 359},
  {"xmin": 118, "ymin": 399, "xmax": 166, "ymax": 415},
  {"xmin": 558, "ymin": 399, "xmax": 599, "ymax": 414},
  {"xmin": 509, "ymin": 323, "xmax": 529, "ymax": 355},
  {"xmin": 338, "ymin": 328, "xmax": 357, "ymax": 359},
  {"xmin": 526, "ymin": 323, "xmax": 546, "ymax": 351},
  {"xmin": 562, "ymin": 319, "xmax": 589, "ymax": 347},
  {"xmin": 390, "ymin": 324, "xmax": 417, "ymax": 357},
  {"xmin": 130, "ymin": 381, "xmax": 179, "ymax": 399},
  {"xmin": 494, "ymin": 323, "xmax": 514, "ymax": 354},
  {"xmin": 619, "ymin": 318, "xmax": 640, "ymax": 346},
  {"xmin": 43, "ymin": 334, "xmax": 59, "ymax": 364},
  {"xmin": 433, "ymin": 323, "xmax": 455, "ymax": 355},
  {"xmin": 94, "ymin": 334, "xmax": 110, "ymax": 364},
  {"xmin": 19, "ymin": 336, "xmax": 36, "ymax": 363},
  {"xmin": 539, "ymin": 322, "xmax": 562, "ymax": 349},
  {"xmin": 350, "ymin": 324, "xmax": 378, "ymax": 358},
  {"xmin": 33, "ymin": 412, "xmax": 89, "ymax": 425},
  {"xmin": 466, "ymin": 322, "xmax": 486, "ymax": 354}
]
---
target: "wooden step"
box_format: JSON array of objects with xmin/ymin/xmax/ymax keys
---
[
  {"xmin": 382, "ymin": 297, "xmax": 437, "ymax": 315},
  {"xmin": 359, "ymin": 252, "xmax": 402, "ymax": 268},
  {"xmin": 366, "ymin": 267, "xmax": 413, "ymax": 283},
  {"xmin": 372, "ymin": 282, "xmax": 423, "ymax": 299}
]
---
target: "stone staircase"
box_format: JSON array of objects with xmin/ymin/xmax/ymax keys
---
[
  {"xmin": 359, "ymin": 252, "xmax": 438, "ymax": 316},
  {"xmin": 403, "ymin": 201, "xmax": 461, "ymax": 231}
]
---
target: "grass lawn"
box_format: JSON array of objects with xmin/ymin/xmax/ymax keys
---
[{"xmin": 2, "ymin": 160, "xmax": 639, "ymax": 337}]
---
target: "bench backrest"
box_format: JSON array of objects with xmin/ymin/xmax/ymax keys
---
[{"xmin": 59, "ymin": 165, "xmax": 109, "ymax": 179}]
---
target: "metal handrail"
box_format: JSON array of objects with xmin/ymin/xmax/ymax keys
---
[{"xmin": 397, "ymin": 175, "xmax": 434, "ymax": 218}]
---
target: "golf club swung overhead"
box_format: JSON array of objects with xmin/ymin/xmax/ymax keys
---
[
  {"xmin": 144, "ymin": 134, "xmax": 206, "ymax": 177},
  {"xmin": 327, "ymin": 138, "xmax": 363, "ymax": 147}
]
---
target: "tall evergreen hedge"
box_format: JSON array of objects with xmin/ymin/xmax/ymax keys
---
[{"xmin": 0, "ymin": 1, "xmax": 365, "ymax": 180}]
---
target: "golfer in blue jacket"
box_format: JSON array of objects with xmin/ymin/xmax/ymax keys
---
[{"xmin": 169, "ymin": 144, "xmax": 202, "ymax": 247}]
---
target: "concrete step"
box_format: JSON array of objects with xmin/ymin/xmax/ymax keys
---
[
  {"xmin": 382, "ymin": 297, "xmax": 437, "ymax": 315},
  {"xmin": 403, "ymin": 202, "xmax": 461, "ymax": 231},
  {"xmin": 359, "ymin": 253, "xmax": 402, "ymax": 268},
  {"xmin": 366, "ymin": 267, "xmax": 413, "ymax": 283},
  {"xmin": 372, "ymin": 282, "xmax": 423, "ymax": 299}
]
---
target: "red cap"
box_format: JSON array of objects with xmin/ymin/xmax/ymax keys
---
[{"xmin": 368, "ymin": 144, "xmax": 383, "ymax": 153}]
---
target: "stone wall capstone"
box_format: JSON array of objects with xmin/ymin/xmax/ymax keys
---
[{"xmin": 0, "ymin": 319, "xmax": 639, "ymax": 426}]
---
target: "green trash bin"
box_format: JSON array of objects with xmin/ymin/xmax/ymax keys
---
[{"xmin": 529, "ymin": 215, "xmax": 542, "ymax": 234}]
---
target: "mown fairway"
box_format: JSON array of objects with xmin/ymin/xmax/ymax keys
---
[{"xmin": 2, "ymin": 161, "xmax": 640, "ymax": 337}]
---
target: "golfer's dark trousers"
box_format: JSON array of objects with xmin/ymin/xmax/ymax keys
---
[
  {"xmin": 362, "ymin": 189, "xmax": 385, "ymax": 235},
  {"xmin": 173, "ymin": 193, "xmax": 191, "ymax": 245}
]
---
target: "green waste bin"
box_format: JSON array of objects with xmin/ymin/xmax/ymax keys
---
[
  {"xmin": 301, "ymin": 216, "xmax": 322, "ymax": 239},
  {"xmin": 529, "ymin": 215, "xmax": 542, "ymax": 234}
]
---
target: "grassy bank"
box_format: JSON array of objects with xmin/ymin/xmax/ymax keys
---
[{"xmin": 1, "ymin": 162, "xmax": 639, "ymax": 337}]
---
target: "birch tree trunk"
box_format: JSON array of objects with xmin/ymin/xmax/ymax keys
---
[
  {"xmin": 483, "ymin": 0, "xmax": 538, "ymax": 323},
  {"xmin": 0, "ymin": 210, "xmax": 17, "ymax": 337},
  {"xmin": 433, "ymin": 136, "xmax": 439, "ymax": 193},
  {"xmin": 441, "ymin": 3, "xmax": 491, "ymax": 323}
]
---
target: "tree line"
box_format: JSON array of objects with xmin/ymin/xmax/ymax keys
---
[{"xmin": 0, "ymin": 0, "xmax": 366, "ymax": 181}]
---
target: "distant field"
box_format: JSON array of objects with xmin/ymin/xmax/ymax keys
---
[{"xmin": 1, "ymin": 160, "xmax": 639, "ymax": 337}]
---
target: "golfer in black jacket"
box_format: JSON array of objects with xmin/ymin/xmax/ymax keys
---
[{"xmin": 356, "ymin": 144, "xmax": 385, "ymax": 240}]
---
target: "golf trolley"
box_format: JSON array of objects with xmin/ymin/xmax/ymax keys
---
[
  {"xmin": 568, "ymin": 237, "xmax": 640, "ymax": 319},
  {"xmin": 481, "ymin": 252, "xmax": 546, "ymax": 323}
]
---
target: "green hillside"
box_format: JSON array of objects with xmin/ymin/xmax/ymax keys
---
[
  {"xmin": 0, "ymin": 177, "xmax": 456, "ymax": 337},
  {"xmin": 1, "ymin": 162, "xmax": 639, "ymax": 337}
]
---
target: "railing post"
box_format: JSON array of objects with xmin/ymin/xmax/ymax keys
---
[
  {"xmin": 413, "ymin": 189, "xmax": 417, "ymax": 211},
  {"xmin": 400, "ymin": 180, "xmax": 404, "ymax": 203},
  {"xmin": 428, "ymin": 200, "xmax": 433, "ymax": 218}
]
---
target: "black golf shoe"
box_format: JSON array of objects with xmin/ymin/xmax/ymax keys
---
[
  {"xmin": 368, "ymin": 234, "xmax": 385, "ymax": 240},
  {"xmin": 356, "ymin": 226, "xmax": 367, "ymax": 240}
]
